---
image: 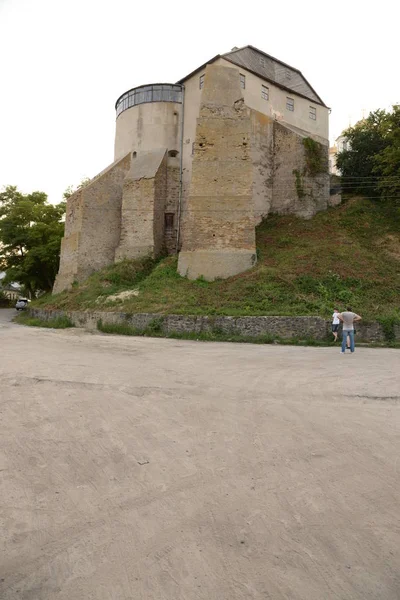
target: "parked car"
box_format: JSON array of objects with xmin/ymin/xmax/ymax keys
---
[{"xmin": 15, "ymin": 298, "xmax": 29, "ymax": 311}]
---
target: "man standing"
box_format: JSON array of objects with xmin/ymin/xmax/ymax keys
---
[{"xmin": 338, "ymin": 307, "xmax": 362, "ymax": 353}]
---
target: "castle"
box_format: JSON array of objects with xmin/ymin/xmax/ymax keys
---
[{"xmin": 53, "ymin": 46, "xmax": 329, "ymax": 293}]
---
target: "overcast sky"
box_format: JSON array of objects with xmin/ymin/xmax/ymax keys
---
[{"xmin": 0, "ymin": 0, "xmax": 398, "ymax": 204}]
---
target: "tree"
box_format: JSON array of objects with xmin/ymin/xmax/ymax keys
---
[
  {"xmin": 336, "ymin": 106, "xmax": 400, "ymax": 202},
  {"xmin": 373, "ymin": 105, "xmax": 400, "ymax": 200},
  {"xmin": 0, "ymin": 186, "xmax": 66, "ymax": 297},
  {"xmin": 336, "ymin": 110, "xmax": 389, "ymax": 197}
]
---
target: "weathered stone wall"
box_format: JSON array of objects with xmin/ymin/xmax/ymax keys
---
[
  {"xmin": 114, "ymin": 149, "xmax": 168, "ymax": 261},
  {"xmin": 250, "ymin": 111, "xmax": 274, "ymax": 223},
  {"xmin": 165, "ymin": 156, "xmax": 180, "ymax": 253},
  {"xmin": 28, "ymin": 308, "xmax": 397, "ymax": 344},
  {"xmin": 270, "ymin": 122, "xmax": 329, "ymax": 219},
  {"xmin": 53, "ymin": 153, "xmax": 131, "ymax": 294},
  {"xmin": 178, "ymin": 65, "xmax": 257, "ymax": 281},
  {"xmin": 114, "ymin": 101, "xmax": 181, "ymax": 162}
]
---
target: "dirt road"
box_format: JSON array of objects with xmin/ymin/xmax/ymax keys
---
[{"xmin": 1, "ymin": 309, "xmax": 400, "ymax": 599}]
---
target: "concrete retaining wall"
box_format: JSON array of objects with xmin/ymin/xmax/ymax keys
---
[{"xmin": 28, "ymin": 308, "xmax": 394, "ymax": 343}]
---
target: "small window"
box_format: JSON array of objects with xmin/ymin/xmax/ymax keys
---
[
  {"xmin": 165, "ymin": 213, "xmax": 174, "ymax": 231},
  {"xmin": 168, "ymin": 149, "xmax": 179, "ymax": 157},
  {"xmin": 309, "ymin": 106, "xmax": 316, "ymax": 120},
  {"xmin": 240, "ymin": 74, "xmax": 246, "ymax": 89},
  {"xmin": 261, "ymin": 85, "xmax": 269, "ymax": 101},
  {"xmin": 199, "ymin": 74, "xmax": 205, "ymax": 90},
  {"xmin": 259, "ymin": 57, "xmax": 265, "ymax": 67},
  {"xmin": 286, "ymin": 97, "xmax": 294, "ymax": 111}
]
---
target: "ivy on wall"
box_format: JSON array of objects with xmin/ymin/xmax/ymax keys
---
[{"xmin": 292, "ymin": 138, "xmax": 327, "ymax": 200}]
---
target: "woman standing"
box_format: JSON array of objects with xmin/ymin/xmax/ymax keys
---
[{"xmin": 331, "ymin": 308, "xmax": 340, "ymax": 342}]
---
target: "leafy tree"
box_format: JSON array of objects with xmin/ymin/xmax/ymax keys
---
[
  {"xmin": 0, "ymin": 289, "xmax": 11, "ymax": 308},
  {"xmin": 0, "ymin": 186, "xmax": 66, "ymax": 297},
  {"xmin": 337, "ymin": 106, "xmax": 400, "ymax": 202},
  {"xmin": 336, "ymin": 110, "xmax": 389, "ymax": 197},
  {"xmin": 373, "ymin": 105, "xmax": 400, "ymax": 200}
]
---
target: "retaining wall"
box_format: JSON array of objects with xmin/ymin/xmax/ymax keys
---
[{"xmin": 28, "ymin": 308, "xmax": 393, "ymax": 343}]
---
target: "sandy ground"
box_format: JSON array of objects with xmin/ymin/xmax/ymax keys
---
[{"xmin": 1, "ymin": 308, "xmax": 400, "ymax": 599}]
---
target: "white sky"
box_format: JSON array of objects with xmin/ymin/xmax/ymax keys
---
[{"xmin": 0, "ymin": 0, "xmax": 398, "ymax": 204}]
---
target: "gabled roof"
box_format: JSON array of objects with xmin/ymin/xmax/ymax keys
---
[{"xmin": 178, "ymin": 45, "xmax": 327, "ymax": 107}]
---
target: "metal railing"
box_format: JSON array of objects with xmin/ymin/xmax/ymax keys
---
[{"xmin": 115, "ymin": 84, "xmax": 183, "ymax": 117}]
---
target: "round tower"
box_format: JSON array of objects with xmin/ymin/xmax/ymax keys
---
[{"xmin": 114, "ymin": 83, "xmax": 183, "ymax": 161}]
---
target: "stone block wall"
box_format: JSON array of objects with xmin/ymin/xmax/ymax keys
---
[
  {"xmin": 115, "ymin": 149, "xmax": 168, "ymax": 261},
  {"xmin": 178, "ymin": 65, "xmax": 257, "ymax": 281},
  {"xmin": 53, "ymin": 153, "xmax": 131, "ymax": 293},
  {"xmin": 28, "ymin": 308, "xmax": 398, "ymax": 345},
  {"xmin": 270, "ymin": 122, "xmax": 329, "ymax": 219},
  {"xmin": 165, "ymin": 156, "xmax": 180, "ymax": 254},
  {"xmin": 250, "ymin": 111, "xmax": 274, "ymax": 223}
]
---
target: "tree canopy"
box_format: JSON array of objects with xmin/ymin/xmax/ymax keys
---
[
  {"xmin": 336, "ymin": 105, "xmax": 400, "ymax": 202},
  {"xmin": 0, "ymin": 186, "xmax": 66, "ymax": 297}
]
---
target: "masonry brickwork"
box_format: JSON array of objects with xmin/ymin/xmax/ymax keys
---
[
  {"xmin": 178, "ymin": 66, "xmax": 257, "ymax": 280},
  {"xmin": 29, "ymin": 308, "xmax": 397, "ymax": 345},
  {"xmin": 271, "ymin": 122, "xmax": 329, "ymax": 219},
  {"xmin": 53, "ymin": 153, "xmax": 131, "ymax": 294}
]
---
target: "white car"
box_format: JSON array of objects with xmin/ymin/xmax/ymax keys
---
[{"xmin": 15, "ymin": 298, "xmax": 29, "ymax": 311}]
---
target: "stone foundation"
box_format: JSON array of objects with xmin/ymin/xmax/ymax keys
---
[{"xmin": 28, "ymin": 308, "xmax": 396, "ymax": 344}]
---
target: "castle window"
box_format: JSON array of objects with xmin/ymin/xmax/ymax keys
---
[
  {"xmin": 309, "ymin": 106, "xmax": 316, "ymax": 120},
  {"xmin": 132, "ymin": 151, "xmax": 137, "ymax": 158},
  {"xmin": 199, "ymin": 75, "xmax": 205, "ymax": 90},
  {"xmin": 261, "ymin": 85, "xmax": 269, "ymax": 101},
  {"xmin": 168, "ymin": 150, "xmax": 179, "ymax": 157},
  {"xmin": 165, "ymin": 213, "xmax": 174, "ymax": 231},
  {"xmin": 286, "ymin": 97, "xmax": 294, "ymax": 111},
  {"xmin": 240, "ymin": 74, "xmax": 246, "ymax": 89}
]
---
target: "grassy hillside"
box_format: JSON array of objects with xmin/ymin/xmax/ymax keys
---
[{"xmin": 36, "ymin": 198, "xmax": 400, "ymax": 320}]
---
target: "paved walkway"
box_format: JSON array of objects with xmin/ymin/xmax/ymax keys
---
[{"xmin": 1, "ymin": 311, "xmax": 400, "ymax": 599}]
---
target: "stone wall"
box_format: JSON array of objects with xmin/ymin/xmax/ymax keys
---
[
  {"xmin": 114, "ymin": 101, "xmax": 181, "ymax": 162},
  {"xmin": 178, "ymin": 65, "xmax": 257, "ymax": 281},
  {"xmin": 165, "ymin": 155, "xmax": 180, "ymax": 254},
  {"xmin": 250, "ymin": 111, "xmax": 274, "ymax": 223},
  {"xmin": 115, "ymin": 149, "xmax": 168, "ymax": 261},
  {"xmin": 53, "ymin": 153, "xmax": 131, "ymax": 294},
  {"xmin": 28, "ymin": 308, "xmax": 397, "ymax": 344},
  {"xmin": 271, "ymin": 122, "xmax": 329, "ymax": 219}
]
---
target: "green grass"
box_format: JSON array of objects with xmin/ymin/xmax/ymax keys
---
[
  {"xmin": 35, "ymin": 198, "xmax": 400, "ymax": 321},
  {"xmin": 15, "ymin": 314, "xmax": 74, "ymax": 329}
]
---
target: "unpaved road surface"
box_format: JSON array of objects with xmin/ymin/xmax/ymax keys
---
[{"xmin": 1, "ymin": 309, "xmax": 400, "ymax": 599}]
